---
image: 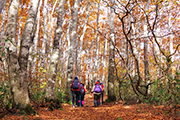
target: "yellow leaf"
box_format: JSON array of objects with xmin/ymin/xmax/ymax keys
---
[{"xmin": 172, "ymin": 66, "xmax": 175, "ymax": 74}]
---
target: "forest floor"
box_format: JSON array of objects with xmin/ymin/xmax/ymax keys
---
[{"xmin": 1, "ymin": 93, "xmax": 180, "ymax": 120}]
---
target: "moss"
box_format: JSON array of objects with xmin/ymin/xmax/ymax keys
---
[
  {"xmin": 105, "ymin": 98, "xmax": 111, "ymax": 103},
  {"xmin": 19, "ymin": 104, "xmax": 37, "ymax": 115},
  {"xmin": 45, "ymin": 98, "xmax": 62, "ymax": 111}
]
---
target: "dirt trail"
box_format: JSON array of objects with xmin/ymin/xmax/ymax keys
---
[{"xmin": 1, "ymin": 94, "xmax": 180, "ymax": 120}]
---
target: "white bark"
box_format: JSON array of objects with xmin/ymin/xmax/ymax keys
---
[
  {"xmin": 66, "ymin": 0, "xmax": 80, "ymax": 101},
  {"xmin": 155, "ymin": 6, "xmax": 161, "ymax": 78},
  {"xmin": 0, "ymin": 0, "xmax": 6, "ymax": 14},
  {"xmin": 6, "ymin": 0, "xmax": 39, "ymax": 109},
  {"xmin": 0, "ymin": 0, "xmax": 6, "ymax": 83},
  {"xmin": 108, "ymin": 0, "xmax": 116, "ymax": 101},
  {"xmin": 41, "ymin": 0, "xmax": 48, "ymax": 67},
  {"xmin": 102, "ymin": 32, "xmax": 108, "ymax": 85},
  {"xmin": 89, "ymin": 52, "xmax": 93, "ymax": 88},
  {"xmin": 143, "ymin": 0, "xmax": 150, "ymax": 95},
  {"xmin": 94, "ymin": 1, "xmax": 100, "ymax": 81},
  {"xmin": 30, "ymin": 0, "xmax": 42, "ymax": 77},
  {"xmin": 0, "ymin": 0, "xmax": 6, "ymax": 46},
  {"xmin": 45, "ymin": 0, "xmax": 65, "ymax": 100},
  {"xmin": 67, "ymin": 0, "xmax": 72, "ymax": 48},
  {"xmin": 168, "ymin": 1, "xmax": 173, "ymax": 62},
  {"xmin": 47, "ymin": 0, "xmax": 58, "ymax": 68},
  {"xmin": 6, "ymin": 0, "xmax": 20, "ymax": 107}
]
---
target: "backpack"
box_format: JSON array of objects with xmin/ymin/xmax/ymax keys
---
[
  {"xmin": 72, "ymin": 79, "xmax": 79, "ymax": 89},
  {"xmin": 94, "ymin": 84, "xmax": 101, "ymax": 93}
]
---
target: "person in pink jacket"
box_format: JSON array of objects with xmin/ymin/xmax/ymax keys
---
[{"xmin": 81, "ymin": 83, "xmax": 87, "ymax": 106}]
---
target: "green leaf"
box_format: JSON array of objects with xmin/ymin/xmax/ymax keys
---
[
  {"xmin": 175, "ymin": 71, "xmax": 180, "ymax": 75},
  {"xmin": 117, "ymin": 118, "xmax": 122, "ymax": 120},
  {"xmin": 5, "ymin": 39, "xmax": 8, "ymax": 42},
  {"xmin": 150, "ymin": 96, "xmax": 154, "ymax": 101},
  {"xmin": 5, "ymin": 38, "xmax": 15, "ymax": 46},
  {"xmin": 162, "ymin": 92, "xmax": 165, "ymax": 96},
  {"xmin": 5, "ymin": 48, "xmax": 10, "ymax": 52},
  {"xmin": 166, "ymin": 57, "xmax": 171, "ymax": 63},
  {"xmin": 2, "ymin": 52, "xmax": 5, "ymax": 57}
]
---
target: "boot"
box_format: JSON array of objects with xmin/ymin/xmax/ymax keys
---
[
  {"xmin": 94, "ymin": 100, "xmax": 97, "ymax": 107},
  {"xmin": 97, "ymin": 100, "xmax": 100, "ymax": 106},
  {"xmin": 82, "ymin": 101, "xmax": 84, "ymax": 106}
]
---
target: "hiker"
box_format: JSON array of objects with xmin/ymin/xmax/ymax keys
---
[
  {"xmin": 91, "ymin": 81, "xmax": 102, "ymax": 107},
  {"xmin": 81, "ymin": 83, "xmax": 87, "ymax": 106},
  {"xmin": 97, "ymin": 80, "xmax": 104, "ymax": 103},
  {"xmin": 70, "ymin": 77, "xmax": 81, "ymax": 108},
  {"xmin": 79, "ymin": 83, "xmax": 87, "ymax": 106}
]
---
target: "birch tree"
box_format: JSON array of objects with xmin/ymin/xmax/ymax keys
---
[
  {"xmin": 0, "ymin": 0, "xmax": 6, "ymax": 45},
  {"xmin": 0, "ymin": 0, "xmax": 6, "ymax": 14},
  {"xmin": 6, "ymin": 0, "xmax": 39, "ymax": 110},
  {"xmin": 102, "ymin": 32, "xmax": 108, "ymax": 86},
  {"xmin": 29, "ymin": 0, "xmax": 42, "ymax": 77},
  {"xmin": 94, "ymin": 1, "xmax": 100, "ymax": 81},
  {"xmin": 66, "ymin": 0, "xmax": 80, "ymax": 101},
  {"xmin": 107, "ymin": 0, "xmax": 116, "ymax": 101},
  {"xmin": 143, "ymin": 0, "xmax": 150, "ymax": 95},
  {"xmin": 77, "ymin": 2, "xmax": 90, "ymax": 82},
  {"xmin": 41, "ymin": 0, "xmax": 48, "ymax": 68},
  {"xmin": 45, "ymin": 0, "xmax": 65, "ymax": 101}
]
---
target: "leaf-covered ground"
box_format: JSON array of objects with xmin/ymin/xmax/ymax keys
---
[{"xmin": 1, "ymin": 94, "xmax": 180, "ymax": 120}]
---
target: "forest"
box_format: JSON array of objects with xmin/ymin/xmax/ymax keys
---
[{"xmin": 0, "ymin": 0, "xmax": 180, "ymax": 119}]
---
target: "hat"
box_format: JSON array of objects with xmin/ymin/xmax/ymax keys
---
[
  {"xmin": 74, "ymin": 77, "xmax": 78, "ymax": 80},
  {"xmin": 96, "ymin": 81, "xmax": 100, "ymax": 85},
  {"xmin": 97, "ymin": 80, "xmax": 100, "ymax": 82}
]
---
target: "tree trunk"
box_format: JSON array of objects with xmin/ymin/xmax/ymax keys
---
[
  {"xmin": 94, "ymin": 1, "xmax": 100, "ymax": 81},
  {"xmin": 143, "ymin": 0, "xmax": 150, "ymax": 95},
  {"xmin": 0, "ymin": 0, "xmax": 6, "ymax": 47},
  {"xmin": 102, "ymin": 32, "xmax": 108, "ymax": 88},
  {"xmin": 30, "ymin": 0, "xmax": 42, "ymax": 78},
  {"xmin": 108, "ymin": 0, "xmax": 116, "ymax": 102},
  {"xmin": 41, "ymin": 0, "xmax": 48, "ymax": 70},
  {"xmin": 45, "ymin": 0, "xmax": 65, "ymax": 100},
  {"xmin": 0, "ymin": 0, "xmax": 6, "ymax": 14},
  {"xmin": 19, "ymin": 0, "xmax": 39, "ymax": 109},
  {"xmin": 77, "ymin": 2, "xmax": 90, "ymax": 82},
  {"xmin": 5, "ymin": 0, "xmax": 20, "ymax": 109},
  {"xmin": 6, "ymin": 0, "xmax": 39, "ymax": 110},
  {"xmin": 155, "ymin": 7, "xmax": 162, "ymax": 79},
  {"xmin": 66, "ymin": 0, "xmax": 80, "ymax": 102}
]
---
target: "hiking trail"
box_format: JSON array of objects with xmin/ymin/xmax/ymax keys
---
[{"xmin": 1, "ymin": 94, "xmax": 179, "ymax": 120}]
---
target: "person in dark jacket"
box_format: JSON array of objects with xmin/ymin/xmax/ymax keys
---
[{"xmin": 70, "ymin": 77, "xmax": 81, "ymax": 108}]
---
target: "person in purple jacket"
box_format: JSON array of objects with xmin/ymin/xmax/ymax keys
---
[{"xmin": 91, "ymin": 81, "xmax": 102, "ymax": 107}]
